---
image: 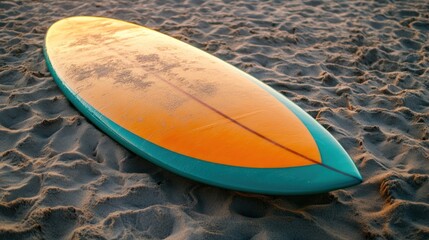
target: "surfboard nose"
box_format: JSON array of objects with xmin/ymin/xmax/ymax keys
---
[
  {"xmin": 307, "ymin": 160, "xmax": 362, "ymax": 193},
  {"xmin": 255, "ymin": 158, "xmax": 361, "ymax": 195},
  {"xmin": 290, "ymin": 140, "xmax": 363, "ymax": 194}
]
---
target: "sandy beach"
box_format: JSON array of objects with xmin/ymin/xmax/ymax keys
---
[{"xmin": 1, "ymin": 0, "xmax": 428, "ymax": 239}]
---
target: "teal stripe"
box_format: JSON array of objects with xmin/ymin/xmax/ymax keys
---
[{"xmin": 44, "ymin": 46, "xmax": 361, "ymax": 195}]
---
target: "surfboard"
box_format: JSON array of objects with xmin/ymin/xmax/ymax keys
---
[{"xmin": 44, "ymin": 16, "xmax": 362, "ymax": 195}]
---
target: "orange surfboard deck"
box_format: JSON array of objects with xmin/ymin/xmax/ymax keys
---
[{"xmin": 44, "ymin": 16, "xmax": 361, "ymax": 195}]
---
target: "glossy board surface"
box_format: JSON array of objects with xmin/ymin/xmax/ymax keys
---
[{"xmin": 45, "ymin": 16, "xmax": 362, "ymax": 194}]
